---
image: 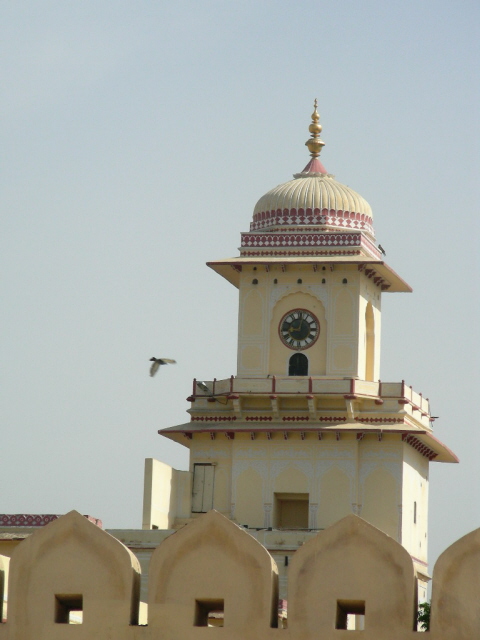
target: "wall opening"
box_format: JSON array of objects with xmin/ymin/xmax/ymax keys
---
[
  {"xmin": 288, "ymin": 353, "xmax": 308, "ymax": 376},
  {"xmin": 55, "ymin": 594, "xmax": 83, "ymax": 624},
  {"xmin": 336, "ymin": 600, "xmax": 365, "ymax": 630},
  {"xmin": 194, "ymin": 599, "xmax": 224, "ymax": 627},
  {"xmin": 365, "ymin": 302, "xmax": 375, "ymax": 381},
  {"xmin": 275, "ymin": 493, "xmax": 309, "ymax": 528},
  {"xmin": 192, "ymin": 464, "xmax": 215, "ymax": 513}
]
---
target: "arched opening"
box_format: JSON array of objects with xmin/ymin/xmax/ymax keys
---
[
  {"xmin": 365, "ymin": 302, "xmax": 375, "ymax": 381},
  {"xmin": 289, "ymin": 353, "xmax": 308, "ymax": 376}
]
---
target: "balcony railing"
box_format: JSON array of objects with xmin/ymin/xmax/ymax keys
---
[{"xmin": 190, "ymin": 376, "xmax": 430, "ymax": 416}]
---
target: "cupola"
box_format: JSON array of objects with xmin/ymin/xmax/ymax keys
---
[{"xmin": 243, "ymin": 101, "xmax": 378, "ymax": 259}]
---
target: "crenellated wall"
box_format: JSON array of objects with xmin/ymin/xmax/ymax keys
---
[{"xmin": 0, "ymin": 509, "xmax": 478, "ymax": 639}]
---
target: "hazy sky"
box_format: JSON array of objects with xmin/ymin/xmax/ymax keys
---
[{"xmin": 2, "ymin": 1, "xmax": 479, "ymax": 571}]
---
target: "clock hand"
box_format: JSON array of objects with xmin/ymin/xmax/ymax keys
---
[
  {"xmin": 288, "ymin": 321, "xmax": 298, "ymax": 334},
  {"xmin": 289, "ymin": 319, "xmax": 303, "ymax": 336}
]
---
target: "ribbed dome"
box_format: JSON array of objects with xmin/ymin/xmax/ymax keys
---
[
  {"xmin": 250, "ymin": 169, "xmax": 374, "ymax": 237},
  {"xmin": 254, "ymin": 173, "xmax": 372, "ymax": 220}
]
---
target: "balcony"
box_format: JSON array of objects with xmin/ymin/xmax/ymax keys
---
[{"xmin": 188, "ymin": 376, "xmax": 431, "ymax": 421}]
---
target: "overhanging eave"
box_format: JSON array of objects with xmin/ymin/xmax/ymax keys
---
[{"xmin": 207, "ymin": 256, "xmax": 412, "ymax": 292}]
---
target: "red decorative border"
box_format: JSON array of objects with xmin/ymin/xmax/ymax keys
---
[
  {"xmin": 402, "ymin": 434, "xmax": 438, "ymax": 461},
  {"xmin": 0, "ymin": 514, "xmax": 102, "ymax": 528},
  {"xmin": 0, "ymin": 514, "xmax": 59, "ymax": 527},
  {"xmin": 241, "ymin": 233, "xmax": 362, "ymax": 248},
  {"xmin": 191, "ymin": 416, "xmax": 237, "ymax": 422},
  {"xmin": 251, "ymin": 208, "xmax": 373, "ymax": 236},
  {"xmin": 240, "ymin": 249, "xmax": 362, "ymax": 257},
  {"xmin": 355, "ymin": 417, "xmax": 404, "ymax": 424}
]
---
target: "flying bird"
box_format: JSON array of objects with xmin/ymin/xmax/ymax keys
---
[{"xmin": 149, "ymin": 357, "xmax": 176, "ymax": 377}]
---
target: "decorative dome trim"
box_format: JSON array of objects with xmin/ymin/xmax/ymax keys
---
[{"xmin": 250, "ymin": 207, "xmax": 374, "ymax": 235}]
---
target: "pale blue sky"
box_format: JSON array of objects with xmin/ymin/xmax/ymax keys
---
[{"xmin": 2, "ymin": 1, "xmax": 479, "ymax": 570}]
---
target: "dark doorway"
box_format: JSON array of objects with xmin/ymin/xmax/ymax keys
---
[{"xmin": 289, "ymin": 353, "xmax": 308, "ymax": 376}]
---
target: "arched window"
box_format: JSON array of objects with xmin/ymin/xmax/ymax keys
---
[{"xmin": 289, "ymin": 353, "xmax": 308, "ymax": 376}]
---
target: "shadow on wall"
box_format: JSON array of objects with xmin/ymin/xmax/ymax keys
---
[{"xmin": 0, "ymin": 509, "xmax": 479, "ymax": 639}]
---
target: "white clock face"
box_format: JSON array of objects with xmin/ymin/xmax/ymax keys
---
[{"xmin": 279, "ymin": 309, "xmax": 320, "ymax": 350}]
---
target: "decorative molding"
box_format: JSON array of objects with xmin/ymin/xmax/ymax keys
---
[
  {"xmin": 354, "ymin": 417, "xmax": 404, "ymax": 424},
  {"xmin": 0, "ymin": 514, "xmax": 59, "ymax": 527},
  {"xmin": 314, "ymin": 458, "xmax": 356, "ymax": 481},
  {"xmin": 231, "ymin": 458, "xmax": 270, "ymax": 507},
  {"xmin": 250, "ymin": 208, "xmax": 374, "ymax": 235},
  {"xmin": 191, "ymin": 416, "xmax": 237, "ymax": 422},
  {"xmin": 241, "ymin": 232, "xmax": 363, "ymax": 249},
  {"xmin": 271, "ymin": 459, "xmax": 314, "ymax": 479},
  {"xmin": 0, "ymin": 514, "xmax": 102, "ymax": 528},
  {"xmin": 241, "ymin": 249, "xmax": 363, "ymax": 257},
  {"xmin": 270, "ymin": 287, "xmax": 327, "ymax": 315},
  {"xmin": 402, "ymin": 434, "xmax": 438, "ymax": 460}
]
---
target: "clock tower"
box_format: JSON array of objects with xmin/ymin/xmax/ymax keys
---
[{"xmin": 148, "ymin": 103, "xmax": 457, "ymax": 601}]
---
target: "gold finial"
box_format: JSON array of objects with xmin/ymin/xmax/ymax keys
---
[{"xmin": 305, "ymin": 99, "xmax": 325, "ymax": 158}]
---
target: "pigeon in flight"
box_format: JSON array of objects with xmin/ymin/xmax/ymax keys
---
[{"xmin": 149, "ymin": 357, "xmax": 176, "ymax": 377}]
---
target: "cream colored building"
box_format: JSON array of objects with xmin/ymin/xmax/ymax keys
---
[
  {"xmin": 141, "ymin": 104, "xmax": 457, "ymax": 604},
  {"xmin": 0, "ymin": 106, "xmax": 473, "ymax": 638}
]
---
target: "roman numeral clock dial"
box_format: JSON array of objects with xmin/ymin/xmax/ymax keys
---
[{"xmin": 279, "ymin": 309, "xmax": 320, "ymax": 350}]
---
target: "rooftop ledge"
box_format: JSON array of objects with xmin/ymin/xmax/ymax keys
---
[{"xmin": 207, "ymin": 257, "xmax": 412, "ymax": 292}]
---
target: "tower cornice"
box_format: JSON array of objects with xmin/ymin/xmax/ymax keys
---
[{"xmin": 207, "ymin": 256, "xmax": 412, "ymax": 292}]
